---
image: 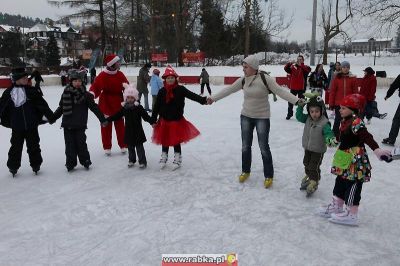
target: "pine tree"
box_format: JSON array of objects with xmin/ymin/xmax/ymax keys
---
[
  {"xmin": 199, "ymin": 0, "xmax": 231, "ymax": 60},
  {"xmin": 45, "ymin": 35, "xmax": 60, "ymax": 67}
]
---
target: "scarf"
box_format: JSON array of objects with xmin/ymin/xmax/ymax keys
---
[
  {"xmin": 10, "ymin": 86, "xmax": 27, "ymax": 107},
  {"xmin": 164, "ymin": 81, "xmax": 178, "ymax": 103},
  {"xmin": 62, "ymin": 85, "xmax": 86, "ymax": 116}
]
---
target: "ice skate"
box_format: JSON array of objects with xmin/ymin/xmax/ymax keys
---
[
  {"xmin": 264, "ymin": 177, "xmax": 273, "ymax": 188},
  {"xmin": 238, "ymin": 173, "xmax": 250, "ymax": 183},
  {"xmin": 306, "ymin": 180, "xmax": 318, "ymax": 197},
  {"xmin": 105, "ymin": 149, "xmax": 111, "ymax": 156},
  {"xmin": 316, "ymin": 197, "xmax": 344, "ymax": 218},
  {"xmin": 139, "ymin": 163, "xmax": 147, "ymax": 169},
  {"xmin": 32, "ymin": 166, "xmax": 40, "ymax": 175},
  {"xmin": 121, "ymin": 148, "xmax": 127, "ymax": 154},
  {"xmin": 9, "ymin": 169, "xmax": 17, "ymax": 177},
  {"xmin": 379, "ymin": 113, "xmax": 387, "ymax": 119},
  {"xmin": 171, "ymin": 153, "xmax": 182, "ymax": 171},
  {"xmin": 329, "ymin": 208, "xmax": 358, "ymax": 226},
  {"xmin": 128, "ymin": 161, "xmax": 135, "ymax": 168},
  {"xmin": 159, "ymin": 152, "xmax": 168, "ymax": 169},
  {"xmin": 299, "ymin": 175, "xmax": 310, "ymax": 190}
]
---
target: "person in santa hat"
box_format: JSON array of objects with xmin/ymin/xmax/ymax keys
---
[
  {"xmin": 89, "ymin": 54, "xmax": 129, "ymax": 155},
  {"xmin": 151, "ymin": 65, "xmax": 207, "ymax": 170}
]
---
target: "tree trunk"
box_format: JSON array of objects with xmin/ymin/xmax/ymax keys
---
[
  {"xmin": 99, "ymin": 0, "xmax": 106, "ymax": 53},
  {"xmin": 135, "ymin": 0, "xmax": 141, "ymax": 62},
  {"xmin": 244, "ymin": 0, "xmax": 251, "ymax": 57},
  {"xmin": 112, "ymin": 0, "xmax": 118, "ymax": 53},
  {"xmin": 322, "ymin": 37, "xmax": 329, "ymax": 65}
]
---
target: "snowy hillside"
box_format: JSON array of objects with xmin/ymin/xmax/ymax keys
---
[{"xmin": 0, "ymin": 85, "xmax": 399, "ymax": 265}]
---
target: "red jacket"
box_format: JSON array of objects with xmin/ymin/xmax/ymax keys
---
[
  {"xmin": 359, "ymin": 74, "xmax": 377, "ymax": 101},
  {"xmin": 89, "ymin": 69, "xmax": 129, "ymax": 115},
  {"xmin": 284, "ymin": 63, "xmax": 311, "ymax": 90},
  {"xmin": 329, "ymin": 73, "xmax": 359, "ymax": 107}
]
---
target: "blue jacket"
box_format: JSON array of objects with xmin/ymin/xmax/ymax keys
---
[{"xmin": 150, "ymin": 74, "xmax": 163, "ymax": 96}]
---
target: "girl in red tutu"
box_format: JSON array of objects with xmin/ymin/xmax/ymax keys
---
[{"xmin": 151, "ymin": 65, "xmax": 207, "ymax": 169}]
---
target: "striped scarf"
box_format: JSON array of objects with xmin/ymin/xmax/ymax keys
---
[{"xmin": 62, "ymin": 85, "xmax": 86, "ymax": 116}]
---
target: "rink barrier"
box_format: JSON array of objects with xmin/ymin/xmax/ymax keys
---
[{"xmin": 0, "ymin": 76, "xmax": 395, "ymax": 89}]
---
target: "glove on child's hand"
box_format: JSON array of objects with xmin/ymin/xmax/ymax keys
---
[
  {"xmin": 327, "ymin": 137, "xmax": 339, "ymax": 147},
  {"xmin": 373, "ymin": 148, "xmax": 392, "ymax": 161},
  {"xmin": 296, "ymin": 98, "xmax": 306, "ymax": 107},
  {"xmin": 101, "ymin": 121, "xmax": 109, "ymax": 127}
]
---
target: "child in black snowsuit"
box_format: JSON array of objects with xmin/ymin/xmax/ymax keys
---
[
  {"xmin": 107, "ymin": 83, "xmax": 154, "ymax": 168},
  {"xmin": 51, "ymin": 71, "xmax": 107, "ymax": 171},
  {"xmin": 0, "ymin": 67, "xmax": 53, "ymax": 176}
]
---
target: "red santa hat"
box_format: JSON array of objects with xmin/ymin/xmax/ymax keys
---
[
  {"xmin": 162, "ymin": 65, "xmax": 179, "ymax": 79},
  {"xmin": 104, "ymin": 54, "xmax": 120, "ymax": 67}
]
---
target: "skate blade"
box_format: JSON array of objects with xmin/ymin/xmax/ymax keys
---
[{"xmin": 328, "ymin": 218, "xmax": 358, "ymax": 226}]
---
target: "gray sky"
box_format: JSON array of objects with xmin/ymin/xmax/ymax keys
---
[{"xmin": 1, "ymin": 0, "xmax": 375, "ymax": 43}]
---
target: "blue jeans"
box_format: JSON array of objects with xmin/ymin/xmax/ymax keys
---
[{"xmin": 240, "ymin": 115, "xmax": 273, "ymax": 178}]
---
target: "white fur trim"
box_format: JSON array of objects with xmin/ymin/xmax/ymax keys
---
[
  {"xmin": 106, "ymin": 55, "xmax": 120, "ymax": 67},
  {"xmin": 103, "ymin": 68, "xmax": 118, "ymax": 75},
  {"xmin": 121, "ymin": 102, "xmax": 125, "ymax": 107}
]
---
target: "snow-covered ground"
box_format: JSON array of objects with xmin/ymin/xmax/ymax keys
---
[{"xmin": 0, "ymin": 85, "xmax": 399, "ymax": 265}]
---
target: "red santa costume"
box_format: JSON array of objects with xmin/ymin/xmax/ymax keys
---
[{"xmin": 89, "ymin": 54, "xmax": 128, "ymax": 154}]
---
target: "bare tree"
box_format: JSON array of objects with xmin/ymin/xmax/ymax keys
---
[
  {"xmin": 48, "ymin": 0, "xmax": 107, "ymax": 52},
  {"xmin": 356, "ymin": 0, "xmax": 400, "ymax": 30},
  {"xmin": 319, "ymin": 0, "xmax": 354, "ymax": 64},
  {"xmin": 240, "ymin": 0, "xmax": 292, "ymax": 57},
  {"xmin": 263, "ymin": 0, "xmax": 293, "ymax": 39}
]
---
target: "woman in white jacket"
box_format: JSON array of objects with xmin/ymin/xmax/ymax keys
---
[{"xmin": 207, "ymin": 55, "xmax": 302, "ymax": 188}]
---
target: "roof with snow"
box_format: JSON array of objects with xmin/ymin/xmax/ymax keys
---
[
  {"xmin": 27, "ymin": 23, "xmax": 79, "ymax": 34},
  {"xmin": 352, "ymin": 38, "xmax": 393, "ymax": 43},
  {"xmin": 0, "ymin": 24, "xmax": 29, "ymax": 33}
]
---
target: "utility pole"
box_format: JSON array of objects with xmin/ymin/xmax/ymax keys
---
[{"xmin": 310, "ymin": 0, "xmax": 317, "ymax": 66}]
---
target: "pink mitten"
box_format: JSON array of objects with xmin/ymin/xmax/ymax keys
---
[{"xmin": 373, "ymin": 148, "xmax": 392, "ymax": 161}]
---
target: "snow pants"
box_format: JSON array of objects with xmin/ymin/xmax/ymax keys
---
[
  {"xmin": 64, "ymin": 128, "xmax": 91, "ymax": 168},
  {"xmin": 7, "ymin": 128, "xmax": 42, "ymax": 171}
]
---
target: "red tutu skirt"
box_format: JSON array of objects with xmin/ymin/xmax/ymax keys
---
[{"xmin": 152, "ymin": 117, "xmax": 200, "ymax": 146}]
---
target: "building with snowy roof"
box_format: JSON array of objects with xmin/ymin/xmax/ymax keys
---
[{"xmin": 351, "ymin": 38, "xmax": 393, "ymax": 54}]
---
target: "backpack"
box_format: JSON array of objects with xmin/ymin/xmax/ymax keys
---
[{"xmin": 241, "ymin": 70, "xmax": 277, "ymax": 102}]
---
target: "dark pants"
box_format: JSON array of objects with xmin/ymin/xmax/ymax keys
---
[
  {"xmin": 162, "ymin": 145, "xmax": 181, "ymax": 154},
  {"xmin": 7, "ymin": 128, "xmax": 42, "ymax": 171},
  {"xmin": 303, "ymin": 150, "xmax": 324, "ymax": 182},
  {"xmin": 64, "ymin": 128, "xmax": 91, "ymax": 168},
  {"xmin": 363, "ymin": 101, "xmax": 381, "ymax": 120},
  {"xmin": 332, "ymin": 106, "xmax": 341, "ymax": 139},
  {"xmin": 333, "ymin": 176, "xmax": 363, "ymax": 206},
  {"xmin": 152, "ymin": 95, "xmax": 157, "ymax": 111},
  {"xmin": 200, "ymin": 83, "xmax": 211, "ymax": 95},
  {"xmin": 128, "ymin": 144, "xmax": 147, "ymax": 165},
  {"xmin": 388, "ymin": 102, "xmax": 400, "ymax": 142},
  {"xmin": 287, "ymin": 89, "xmax": 304, "ymax": 118},
  {"xmin": 240, "ymin": 115, "xmax": 273, "ymax": 178}
]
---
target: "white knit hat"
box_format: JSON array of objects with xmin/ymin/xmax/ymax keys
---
[{"xmin": 243, "ymin": 55, "xmax": 259, "ymax": 70}]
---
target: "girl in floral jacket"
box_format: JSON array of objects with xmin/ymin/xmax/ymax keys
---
[{"xmin": 317, "ymin": 94, "xmax": 391, "ymax": 226}]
